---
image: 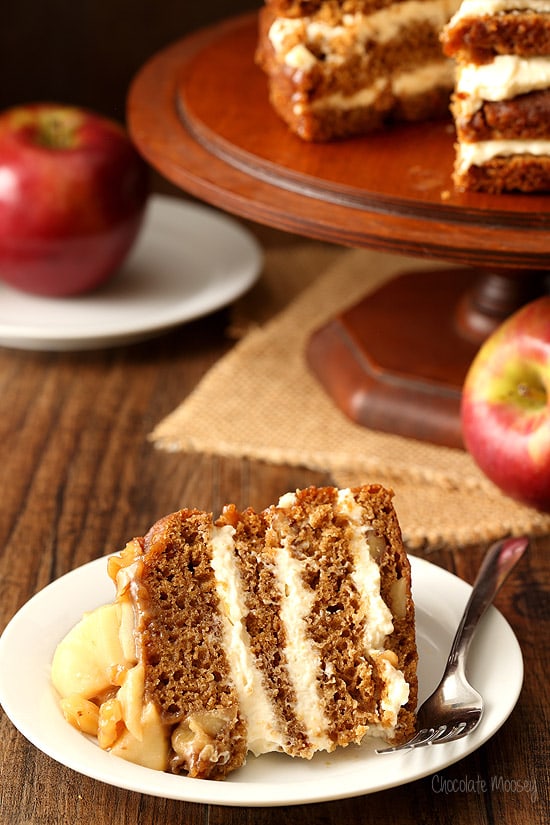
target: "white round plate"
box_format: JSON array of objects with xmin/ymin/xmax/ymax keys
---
[
  {"xmin": 0, "ymin": 195, "xmax": 262, "ymax": 351},
  {"xmin": 0, "ymin": 555, "xmax": 523, "ymax": 807}
]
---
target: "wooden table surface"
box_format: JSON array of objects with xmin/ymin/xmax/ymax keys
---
[{"xmin": 0, "ymin": 209, "xmax": 548, "ymax": 825}]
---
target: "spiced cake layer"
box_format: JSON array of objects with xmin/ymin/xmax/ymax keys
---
[{"xmin": 51, "ymin": 484, "xmax": 418, "ymax": 780}]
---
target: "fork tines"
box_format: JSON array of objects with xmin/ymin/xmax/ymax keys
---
[{"xmin": 375, "ymin": 721, "xmax": 473, "ymax": 754}]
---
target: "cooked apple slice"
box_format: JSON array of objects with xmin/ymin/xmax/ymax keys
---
[
  {"xmin": 116, "ymin": 662, "xmax": 145, "ymax": 741},
  {"xmin": 110, "ymin": 702, "xmax": 169, "ymax": 770},
  {"xmin": 51, "ymin": 603, "xmax": 128, "ymax": 699}
]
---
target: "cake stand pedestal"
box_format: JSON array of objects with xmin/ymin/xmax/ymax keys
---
[{"xmin": 127, "ymin": 12, "xmax": 550, "ymax": 449}]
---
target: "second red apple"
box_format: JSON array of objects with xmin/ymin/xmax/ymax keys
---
[
  {"xmin": 461, "ymin": 296, "xmax": 550, "ymax": 512},
  {"xmin": 0, "ymin": 103, "xmax": 150, "ymax": 297}
]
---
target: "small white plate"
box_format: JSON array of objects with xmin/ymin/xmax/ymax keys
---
[
  {"xmin": 0, "ymin": 555, "xmax": 523, "ymax": 807},
  {"xmin": 0, "ymin": 195, "xmax": 262, "ymax": 351}
]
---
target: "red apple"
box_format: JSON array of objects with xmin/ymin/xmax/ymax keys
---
[
  {"xmin": 0, "ymin": 103, "xmax": 149, "ymax": 296},
  {"xmin": 461, "ymin": 296, "xmax": 550, "ymax": 511}
]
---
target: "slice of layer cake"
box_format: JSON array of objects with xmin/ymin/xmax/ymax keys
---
[
  {"xmin": 256, "ymin": 0, "xmax": 462, "ymax": 140},
  {"xmin": 442, "ymin": 0, "xmax": 550, "ymax": 192},
  {"xmin": 51, "ymin": 484, "xmax": 417, "ymax": 780}
]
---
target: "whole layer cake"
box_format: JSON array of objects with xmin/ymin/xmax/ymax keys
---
[
  {"xmin": 441, "ymin": 0, "xmax": 550, "ymax": 192},
  {"xmin": 52, "ymin": 484, "xmax": 418, "ymax": 780},
  {"xmin": 256, "ymin": 0, "xmax": 462, "ymax": 140}
]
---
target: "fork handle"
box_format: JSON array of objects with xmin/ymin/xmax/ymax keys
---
[{"xmin": 445, "ymin": 536, "xmax": 528, "ymax": 673}]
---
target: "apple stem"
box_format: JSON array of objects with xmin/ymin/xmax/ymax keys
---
[
  {"xmin": 37, "ymin": 111, "xmax": 79, "ymax": 150},
  {"xmin": 517, "ymin": 382, "xmax": 547, "ymax": 405}
]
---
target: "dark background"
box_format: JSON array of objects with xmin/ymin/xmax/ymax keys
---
[{"xmin": 1, "ymin": 1, "xmax": 259, "ymax": 123}]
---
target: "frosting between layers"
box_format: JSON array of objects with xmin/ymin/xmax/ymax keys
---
[
  {"xmin": 294, "ymin": 60, "xmax": 454, "ymax": 114},
  {"xmin": 456, "ymin": 56, "xmax": 550, "ymax": 104},
  {"xmin": 457, "ymin": 138, "xmax": 550, "ymax": 171},
  {"xmin": 392, "ymin": 59, "xmax": 455, "ymax": 96},
  {"xmin": 210, "ymin": 524, "xmax": 282, "ymax": 757},
  {"xmin": 269, "ymin": 0, "xmax": 462, "ymax": 69},
  {"xmin": 274, "ymin": 537, "xmax": 333, "ymax": 751},
  {"xmin": 449, "ymin": 0, "xmax": 550, "ymax": 24}
]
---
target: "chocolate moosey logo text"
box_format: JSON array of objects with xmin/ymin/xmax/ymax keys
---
[{"xmin": 431, "ymin": 774, "xmax": 538, "ymax": 803}]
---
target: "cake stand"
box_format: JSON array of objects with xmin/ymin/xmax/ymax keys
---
[{"xmin": 127, "ymin": 12, "xmax": 550, "ymax": 449}]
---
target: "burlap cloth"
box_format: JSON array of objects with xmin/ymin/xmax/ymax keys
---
[{"xmin": 151, "ymin": 239, "xmax": 550, "ymax": 549}]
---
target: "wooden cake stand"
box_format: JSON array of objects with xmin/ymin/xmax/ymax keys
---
[{"xmin": 127, "ymin": 12, "xmax": 550, "ymax": 449}]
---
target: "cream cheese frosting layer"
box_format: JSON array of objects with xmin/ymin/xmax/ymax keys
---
[
  {"xmin": 392, "ymin": 59, "xmax": 455, "ymax": 96},
  {"xmin": 269, "ymin": 0, "xmax": 462, "ymax": 68},
  {"xmin": 456, "ymin": 56, "xmax": 550, "ymax": 104},
  {"xmin": 273, "ymin": 537, "xmax": 333, "ymax": 751},
  {"xmin": 293, "ymin": 60, "xmax": 454, "ymax": 115},
  {"xmin": 210, "ymin": 524, "xmax": 282, "ymax": 756},
  {"xmin": 457, "ymin": 139, "xmax": 550, "ymax": 171},
  {"xmin": 300, "ymin": 60, "xmax": 453, "ymax": 114},
  {"xmin": 449, "ymin": 0, "xmax": 550, "ymax": 23}
]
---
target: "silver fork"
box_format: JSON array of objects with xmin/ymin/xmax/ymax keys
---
[{"xmin": 376, "ymin": 535, "xmax": 528, "ymax": 754}]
